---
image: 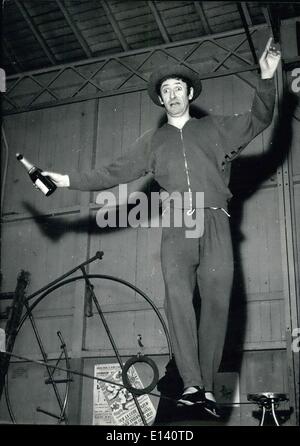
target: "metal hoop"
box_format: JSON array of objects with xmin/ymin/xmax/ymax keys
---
[{"xmin": 122, "ymin": 355, "xmax": 159, "ymax": 396}]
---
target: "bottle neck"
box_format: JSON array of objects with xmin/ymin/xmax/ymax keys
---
[{"xmin": 17, "ymin": 155, "xmax": 35, "ymax": 172}]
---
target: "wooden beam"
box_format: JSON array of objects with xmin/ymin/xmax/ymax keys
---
[
  {"xmin": 5, "ymin": 23, "xmax": 277, "ymax": 115},
  {"xmin": 55, "ymin": 0, "xmax": 92, "ymax": 58},
  {"xmin": 193, "ymin": 1, "xmax": 211, "ymax": 35},
  {"xmin": 100, "ymin": 0, "xmax": 129, "ymax": 51},
  {"xmin": 14, "ymin": 0, "xmax": 56, "ymax": 65},
  {"xmin": 237, "ymin": 2, "xmax": 258, "ymax": 64},
  {"xmin": 7, "ymin": 23, "xmax": 270, "ymax": 81},
  {"xmin": 297, "ymin": 22, "xmax": 300, "ymax": 56},
  {"xmin": 240, "ymin": 2, "xmax": 252, "ymax": 27},
  {"xmin": 3, "ymin": 37, "xmax": 23, "ymax": 73},
  {"xmin": 261, "ymin": 4, "xmax": 281, "ymax": 43},
  {"xmin": 261, "ymin": 5, "xmax": 272, "ymax": 27},
  {"xmin": 261, "ymin": 2, "xmax": 274, "ymax": 42},
  {"xmin": 148, "ymin": 1, "xmax": 170, "ymax": 43}
]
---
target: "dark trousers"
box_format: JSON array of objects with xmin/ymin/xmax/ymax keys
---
[{"xmin": 160, "ymin": 209, "xmax": 234, "ymax": 391}]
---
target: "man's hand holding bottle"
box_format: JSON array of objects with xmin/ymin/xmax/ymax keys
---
[{"xmin": 41, "ymin": 171, "xmax": 70, "ymax": 188}]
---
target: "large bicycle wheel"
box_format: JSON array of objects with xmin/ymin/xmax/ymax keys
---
[{"xmin": 4, "ymin": 274, "xmax": 172, "ymax": 425}]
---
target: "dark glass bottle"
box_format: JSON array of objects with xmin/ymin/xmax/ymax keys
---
[{"xmin": 16, "ymin": 153, "xmax": 57, "ymax": 196}]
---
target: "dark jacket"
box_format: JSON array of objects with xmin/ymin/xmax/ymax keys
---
[{"xmin": 69, "ymin": 77, "xmax": 275, "ymax": 210}]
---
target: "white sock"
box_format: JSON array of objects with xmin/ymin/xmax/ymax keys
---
[
  {"xmin": 205, "ymin": 391, "xmax": 216, "ymax": 402},
  {"xmin": 183, "ymin": 386, "xmax": 199, "ymax": 395}
]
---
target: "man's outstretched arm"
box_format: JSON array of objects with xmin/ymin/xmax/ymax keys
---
[
  {"xmin": 211, "ymin": 37, "xmax": 281, "ymax": 161},
  {"xmin": 43, "ymin": 129, "xmax": 154, "ymax": 191}
]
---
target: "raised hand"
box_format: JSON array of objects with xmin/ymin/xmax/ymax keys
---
[
  {"xmin": 259, "ymin": 37, "xmax": 281, "ymax": 79},
  {"xmin": 41, "ymin": 171, "xmax": 70, "ymax": 187}
]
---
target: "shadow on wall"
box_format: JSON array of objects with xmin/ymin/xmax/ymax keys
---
[
  {"xmin": 22, "ymin": 174, "xmax": 159, "ymax": 242},
  {"xmin": 219, "ymin": 89, "xmax": 297, "ymax": 417}
]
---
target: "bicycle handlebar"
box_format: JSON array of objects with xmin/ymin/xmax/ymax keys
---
[{"xmin": 26, "ymin": 251, "xmax": 104, "ymax": 301}]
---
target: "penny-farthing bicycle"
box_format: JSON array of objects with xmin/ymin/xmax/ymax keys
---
[{"xmin": 3, "ymin": 251, "xmax": 172, "ymax": 425}]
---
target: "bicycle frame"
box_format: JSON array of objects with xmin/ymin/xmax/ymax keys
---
[{"xmin": 3, "ymin": 251, "xmax": 172, "ymax": 425}]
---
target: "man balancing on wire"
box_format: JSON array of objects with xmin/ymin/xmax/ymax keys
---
[{"xmin": 43, "ymin": 37, "xmax": 281, "ymax": 419}]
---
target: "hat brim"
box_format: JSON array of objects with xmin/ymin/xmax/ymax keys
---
[{"xmin": 147, "ymin": 64, "xmax": 202, "ymax": 107}]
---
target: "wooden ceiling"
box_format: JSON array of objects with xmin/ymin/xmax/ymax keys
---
[{"xmin": 3, "ymin": 1, "xmax": 300, "ymax": 76}]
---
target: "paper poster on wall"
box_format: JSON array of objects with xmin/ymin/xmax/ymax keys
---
[{"xmin": 93, "ymin": 363, "xmax": 156, "ymax": 426}]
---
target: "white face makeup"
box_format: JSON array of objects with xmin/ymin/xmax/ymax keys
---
[{"xmin": 159, "ymin": 78, "xmax": 194, "ymax": 117}]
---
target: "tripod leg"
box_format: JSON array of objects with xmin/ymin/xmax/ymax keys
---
[
  {"xmin": 259, "ymin": 406, "xmax": 266, "ymax": 426},
  {"xmin": 271, "ymin": 402, "xmax": 280, "ymax": 426}
]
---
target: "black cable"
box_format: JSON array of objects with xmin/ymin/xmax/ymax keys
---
[{"xmin": 1, "ymin": 349, "xmax": 255, "ymax": 406}]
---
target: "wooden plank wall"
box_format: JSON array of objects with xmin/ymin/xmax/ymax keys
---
[
  {"xmin": 285, "ymin": 60, "xmax": 300, "ymax": 422},
  {"xmin": 0, "ymin": 26, "xmax": 299, "ymax": 425},
  {"xmin": 279, "ymin": 20, "xmax": 300, "ymax": 422}
]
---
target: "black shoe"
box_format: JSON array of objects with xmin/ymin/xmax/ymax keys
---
[
  {"xmin": 177, "ymin": 387, "xmax": 206, "ymax": 407},
  {"xmin": 203, "ymin": 397, "xmax": 222, "ymax": 418}
]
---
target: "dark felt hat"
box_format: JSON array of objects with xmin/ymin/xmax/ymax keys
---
[{"xmin": 147, "ymin": 64, "xmax": 202, "ymax": 106}]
